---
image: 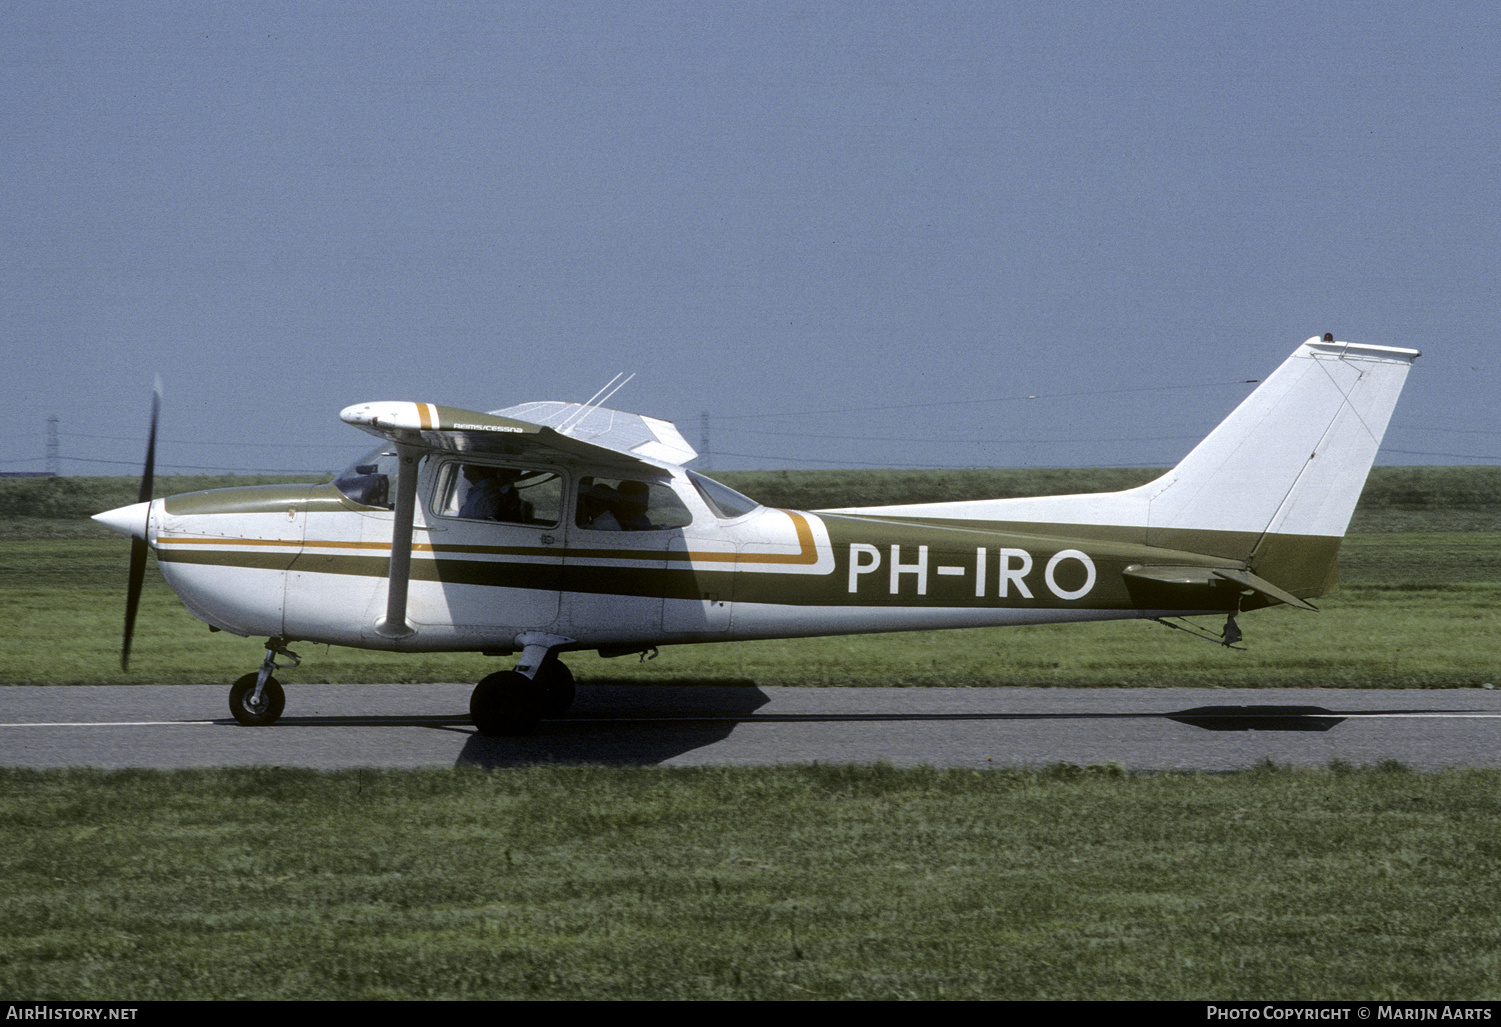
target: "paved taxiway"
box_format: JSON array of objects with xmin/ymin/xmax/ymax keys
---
[{"xmin": 4, "ymin": 684, "xmax": 1501, "ymax": 771}]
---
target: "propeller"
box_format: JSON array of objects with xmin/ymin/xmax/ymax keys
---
[{"xmin": 121, "ymin": 377, "xmax": 161, "ymax": 671}]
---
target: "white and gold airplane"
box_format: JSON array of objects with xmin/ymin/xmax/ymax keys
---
[{"xmin": 94, "ymin": 335, "xmax": 1418, "ymax": 734}]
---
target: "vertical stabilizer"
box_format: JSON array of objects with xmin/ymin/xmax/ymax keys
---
[
  {"xmin": 824, "ymin": 336, "xmax": 1418, "ymax": 600},
  {"xmin": 1143, "ymin": 337, "xmax": 1419, "ymax": 541}
]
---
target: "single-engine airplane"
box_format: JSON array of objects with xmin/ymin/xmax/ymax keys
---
[{"xmin": 94, "ymin": 334, "xmax": 1418, "ymax": 735}]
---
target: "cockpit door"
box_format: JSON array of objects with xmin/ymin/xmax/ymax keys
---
[
  {"xmin": 411, "ymin": 460, "xmax": 566, "ymax": 640},
  {"xmin": 562, "ymin": 475, "xmax": 696, "ymax": 644}
]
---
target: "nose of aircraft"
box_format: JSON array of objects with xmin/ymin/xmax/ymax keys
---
[{"xmin": 93, "ymin": 501, "xmax": 153, "ymax": 540}]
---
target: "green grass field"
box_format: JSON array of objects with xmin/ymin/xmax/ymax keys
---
[{"xmin": 4, "ymin": 762, "xmax": 1501, "ymax": 1000}]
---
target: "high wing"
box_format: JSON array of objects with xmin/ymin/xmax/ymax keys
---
[
  {"xmin": 339, "ymin": 401, "xmax": 696, "ymax": 474},
  {"xmin": 490, "ymin": 401, "xmax": 696, "ymax": 467}
]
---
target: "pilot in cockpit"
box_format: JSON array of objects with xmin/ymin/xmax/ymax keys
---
[{"xmin": 458, "ymin": 466, "xmax": 525, "ymax": 522}]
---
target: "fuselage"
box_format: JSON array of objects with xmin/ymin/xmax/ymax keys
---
[{"xmin": 118, "ymin": 454, "xmax": 1247, "ymax": 657}]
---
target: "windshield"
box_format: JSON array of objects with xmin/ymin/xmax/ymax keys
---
[
  {"xmin": 688, "ymin": 470, "xmax": 761, "ymax": 520},
  {"xmin": 332, "ymin": 444, "xmax": 399, "ymax": 509}
]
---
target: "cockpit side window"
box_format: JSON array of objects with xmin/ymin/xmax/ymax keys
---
[
  {"xmin": 435, "ymin": 462, "xmax": 562, "ymax": 527},
  {"xmin": 575, "ymin": 477, "xmax": 692, "ymax": 531}
]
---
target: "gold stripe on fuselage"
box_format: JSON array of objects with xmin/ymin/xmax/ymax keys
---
[
  {"xmin": 680, "ymin": 510, "xmax": 821, "ymax": 565},
  {"xmin": 157, "ymin": 511, "xmax": 825, "ymax": 567}
]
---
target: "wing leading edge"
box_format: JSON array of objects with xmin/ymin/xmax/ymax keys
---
[{"xmin": 339, "ymin": 401, "xmax": 696, "ymax": 474}]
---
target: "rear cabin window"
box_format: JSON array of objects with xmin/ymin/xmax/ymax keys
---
[{"xmin": 575, "ymin": 477, "xmax": 692, "ymax": 531}]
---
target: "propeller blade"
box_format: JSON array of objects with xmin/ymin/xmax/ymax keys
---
[
  {"xmin": 121, "ymin": 379, "xmax": 161, "ymax": 672},
  {"xmin": 137, "ymin": 379, "xmax": 159, "ymax": 504},
  {"xmin": 122, "ymin": 536, "xmax": 148, "ymax": 671}
]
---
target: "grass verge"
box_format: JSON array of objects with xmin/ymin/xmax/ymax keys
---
[{"xmin": 3, "ymin": 763, "xmax": 1500, "ymax": 1000}]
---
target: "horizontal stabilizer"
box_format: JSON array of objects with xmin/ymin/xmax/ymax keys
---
[{"xmin": 1122, "ymin": 564, "xmax": 1318, "ymax": 611}]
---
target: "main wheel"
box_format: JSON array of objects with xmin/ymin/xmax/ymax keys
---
[
  {"xmin": 536, "ymin": 659, "xmax": 576, "ymax": 717},
  {"xmin": 470, "ymin": 670, "xmax": 544, "ymax": 737},
  {"xmin": 229, "ymin": 673, "xmax": 285, "ymax": 726}
]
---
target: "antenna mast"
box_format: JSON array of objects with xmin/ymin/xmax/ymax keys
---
[
  {"xmin": 559, "ymin": 372, "xmax": 635, "ymax": 436},
  {"xmin": 46, "ymin": 416, "xmax": 59, "ymax": 476}
]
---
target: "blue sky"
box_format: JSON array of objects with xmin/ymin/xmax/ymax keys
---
[{"xmin": 3, "ymin": 2, "xmax": 1497, "ymax": 476}]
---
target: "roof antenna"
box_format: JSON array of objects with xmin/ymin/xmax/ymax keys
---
[
  {"xmin": 593, "ymin": 371, "xmax": 635, "ymax": 409},
  {"xmin": 559, "ymin": 372, "xmax": 636, "ymax": 435},
  {"xmin": 558, "ymin": 373, "xmax": 623, "ymax": 434}
]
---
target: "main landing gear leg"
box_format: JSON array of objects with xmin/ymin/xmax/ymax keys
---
[
  {"xmin": 229, "ymin": 639, "xmax": 299, "ymax": 726},
  {"xmin": 470, "ymin": 632, "xmax": 576, "ymax": 737}
]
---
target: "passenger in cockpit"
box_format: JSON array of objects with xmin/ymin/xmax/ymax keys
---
[
  {"xmin": 615, "ymin": 480, "xmax": 654, "ymax": 530},
  {"xmin": 577, "ymin": 482, "xmax": 624, "ymax": 530}
]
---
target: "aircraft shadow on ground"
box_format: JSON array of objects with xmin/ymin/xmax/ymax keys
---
[
  {"xmin": 456, "ymin": 695, "xmax": 1501, "ymax": 766},
  {"xmin": 457, "ymin": 682, "xmax": 771, "ymax": 768},
  {"xmin": 1165, "ymin": 705, "xmax": 1347, "ymax": 732},
  {"xmin": 1162, "ymin": 704, "xmax": 1492, "ymax": 733},
  {"xmin": 455, "ymin": 694, "xmax": 1414, "ymax": 767}
]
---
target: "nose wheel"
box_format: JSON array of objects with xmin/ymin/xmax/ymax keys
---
[
  {"xmin": 229, "ymin": 673, "xmax": 285, "ymax": 726},
  {"xmin": 229, "ymin": 640, "xmax": 298, "ymax": 726}
]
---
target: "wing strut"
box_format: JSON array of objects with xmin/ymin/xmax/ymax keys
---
[{"xmin": 376, "ymin": 441, "xmax": 421, "ymax": 639}]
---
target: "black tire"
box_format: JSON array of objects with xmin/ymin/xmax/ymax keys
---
[
  {"xmin": 537, "ymin": 659, "xmax": 576, "ymax": 717},
  {"xmin": 470, "ymin": 670, "xmax": 543, "ymax": 737},
  {"xmin": 229, "ymin": 673, "xmax": 285, "ymax": 726}
]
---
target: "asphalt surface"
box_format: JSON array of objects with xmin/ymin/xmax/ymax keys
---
[{"xmin": 4, "ymin": 683, "xmax": 1501, "ymax": 771}]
